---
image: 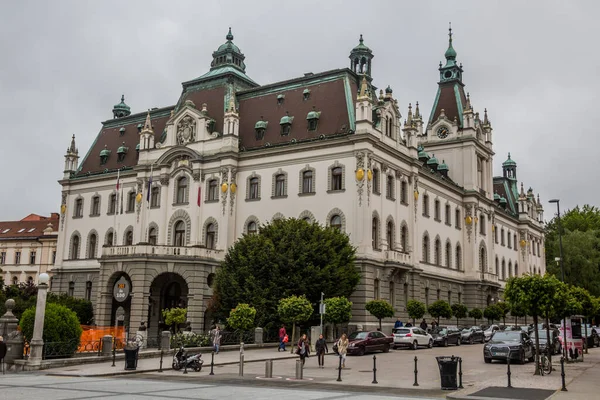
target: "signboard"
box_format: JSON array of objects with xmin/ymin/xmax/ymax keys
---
[
  {"xmin": 319, "ymin": 303, "xmax": 326, "ymax": 315},
  {"xmin": 113, "ymin": 277, "xmax": 130, "ymax": 302}
]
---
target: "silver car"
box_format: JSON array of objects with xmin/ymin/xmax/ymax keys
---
[{"xmin": 392, "ymin": 327, "xmax": 433, "ymax": 350}]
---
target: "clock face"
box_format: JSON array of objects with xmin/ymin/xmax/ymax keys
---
[{"xmin": 437, "ymin": 126, "xmax": 450, "ymax": 139}]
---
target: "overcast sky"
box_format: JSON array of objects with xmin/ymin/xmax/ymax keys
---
[{"xmin": 0, "ymin": 0, "xmax": 597, "ymax": 221}]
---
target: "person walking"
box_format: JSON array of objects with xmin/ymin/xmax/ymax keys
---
[
  {"xmin": 211, "ymin": 325, "xmax": 222, "ymax": 354},
  {"xmin": 278, "ymin": 324, "xmax": 287, "ymax": 352},
  {"xmin": 394, "ymin": 318, "xmax": 404, "ymax": 329},
  {"xmin": 420, "ymin": 318, "xmax": 428, "ymax": 331},
  {"xmin": 297, "ymin": 333, "xmax": 310, "ymax": 367},
  {"xmin": 315, "ymin": 334, "xmax": 328, "ymax": 368},
  {"xmin": 0, "ymin": 336, "xmax": 7, "ymax": 375},
  {"xmin": 336, "ymin": 333, "xmax": 349, "ymax": 369}
]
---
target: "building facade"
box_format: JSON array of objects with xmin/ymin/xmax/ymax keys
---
[
  {"xmin": 52, "ymin": 28, "xmax": 545, "ymax": 337},
  {"xmin": 0, "ymin": 213, "xmax": 59, "ymax": 285}
]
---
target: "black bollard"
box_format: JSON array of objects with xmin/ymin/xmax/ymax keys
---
[
  {"xmin": 183, "ymin": 357, "xmax": 188, "ymax": 374},
  {"xmin": 413, "ymin": 356, "xmax": 419, "ymax": 387},
  {"xmin": 506, "ymin": 355, "xmax": 512, "ymax": 388},
  {"xmin": 111, "ymin": 338, "xmax": 116, "ymax": 367},
  {"xmin": 158, "ymin": 349, "xmax": 163, "ymax": 373},
  {"xmin": 560, "ymin": 357, "xmax": 567, "ymax": 392},
  {"xmin": 458, "ymin": 356, "xmax": 463, "ymax": 389},
  {"xmin": 372, "ymin": 355, "xmax": 378, "ymax": 384},
  {"xmin": 336, "ymin": 355, "xmax": 342, "ymax": 382},
  {"xmin": 209, "ymin": 351, "xmax": 215, "ymax": 376}
]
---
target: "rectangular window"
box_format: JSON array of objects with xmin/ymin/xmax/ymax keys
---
[
  {"xmin": 85, "ymin": 281, "xmax": 92, "ymax": 301},
  {"xmin": 108, "ymin": 194, "xmax": 116, "ymax": 214},
  {"xmin": 422, "ymin": 195, "xmax": 429, "ymax": 217},
  {"xmin": 331, "ymin": 167, "xmax": 343, "ymax": 191},
  {"xmin": 445, "ymin": 204, "xmax": 451, "ymax": 225},
  {"xmin": 434, "ymin": 200, "xmax": 441, "ymax": 221},
  {"xmin": 249, "ymin": 178, "xmax": 260, "ymax": 199},
  {"xmin": 127, "ymin": 192, "xmax": 136, "ymax": 212},
  {"xmin": 455, "ymin": 209, "xmax": 461, "ymax": 229},
  {"xmin": 15, "ymin": 251, "xmax": 21, "ymax": 264},
  {"xmin": 208, "ymin": 180, "xmax": 219, "ymax": 201},
  {"xmin": 372, "ymin": 170, "xmax": 380, "ymax": 195},
  {"xmin": 150, "ymin": 187, "xmax": 160, "ymax": 208},
  {"xmin": 400, "ymin": 181, "xmax": 408, "ymax": 204},
  {"xmin": 386, "ymin": 175, "xmax": 394, "ymax": 200},
  {"xmin": 91, "ymin": 197, "xmax": 100, "ymax": 216},
  {"xmin": 302, "ymin": 171, "xmax": 313, "ymax": 193},
  {"xmin": 501, "ymin": 230, "xmax": 505, "ymax": 246},
  {"xmin": 494, "ymin": 227, "xmax": 498, "ymax": 244},
  {"xmin": 507, "ymin": 232, "xmax": 512, "ymax": 249},
  {"xmin": 68, "ymin": 282, "xmax": 75, "ymax": 297},
  {"xmin": 29, "ymin": 251, "xmax": 36, "ymax": 265},
  {"xmin": 74, "ymin": 199, "xmax": 83, "ymax": 218},
  {"xmin": 275, "ymin": 175, "xmax": 286, "ymax": 197},
  {"xmin": 52, "ymin": 250, "xmax": 57, "ymax": 264},
  {"xmin": 0, "ymin": 252, "xmax": 5, "ymax": 264}
]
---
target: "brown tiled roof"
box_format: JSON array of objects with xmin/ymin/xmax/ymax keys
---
[
  {"xmin": 238, "ymin": 78, "xmax": 354, "ymax": 150},
  {"xmin": 430, "ymin": 83, "xmax": 467, "ymax": 127},
  {"xmin": 177, "ymin": 86, "xmax": 226, "ymax": 134},
  {"xmin": 0, "ymin": 215, "xmax": 59, "ymax": 240}
]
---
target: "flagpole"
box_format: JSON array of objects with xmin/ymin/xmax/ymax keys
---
[{"xmin": 113, "ymin": 169, "xmax": 120, "ymax": 246}]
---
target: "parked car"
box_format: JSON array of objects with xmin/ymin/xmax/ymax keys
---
[
  {"xmin": 461, "ymin": 326, "xmax": 485, "ymax": 344},
  {"xmin": 392, "ymin": 327, "xmax": 433, "ymax": 350},
  {"xmin": 504, "ymin": 325, "xmax": 527, "ymax": 332},
  {"xmin": 347, "ymin": 330, "xmax": 392, "ymax": 356},
  {"xmin": 531, "ymin": 329, "xmax": 562, "ymax": 355},
  {"xmin": 483, "ymin": 325, "xmax": 500, "ymax": 342},
  {"xmin": 431, "ymin": 326, "xmax": 462, "ymax": 347},
  {"xmin": 483, "ymin": 331, "xmax": 535, "ymax": 364}
]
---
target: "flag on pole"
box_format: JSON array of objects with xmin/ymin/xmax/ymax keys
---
[
  {"xmin": 115, "ymin": 170, "xmax": 120, "ymax": 213},
  {"xmin": 146, "ymin": 165, "xmax": 153, "ymax": 204},
  {"xmin": 120, "ymin": 184, "xmax": 124, "ymax": 214},
  {"xmin": 197, "ymin": 186, "xmax": 201, "ymax": 207}
]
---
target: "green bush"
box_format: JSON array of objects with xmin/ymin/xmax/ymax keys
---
[
  {"xmin": 47, "ymin": 293, "xmax": 94, "ymax": 325},
  {"xmin": 19, "ymin": 303, "xmax": 82, "ymax": 356},
  {"xmin": 170, "ymin": 332, "xmax": 211, "ymax": 349}
]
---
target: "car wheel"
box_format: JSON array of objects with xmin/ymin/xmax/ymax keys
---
[
  {"xmin": 357, "ymin": 346, "xmax": 365, "ymax": 356},
  {"xmin": 393, "ymin": 345, "xmax": 398, "ymax": 350},
  {"xmin": 484, "ymin": 357, "xmax": 491, "ymax": 364},
  {"xmin": 383, "ymin": 344, "xmax": 390, "ymax": 353},
  {"xmin": 428, "ymin": 339, "xmax": 433, "ymax": 349},
  {"xmin": 457, "ymin": 338, "xmax": 461, "ymax": 346},
  {"xmin": 413, "ymin": 341, "xmax": 419, "ymax": 350},
  {"xmin": 594, "ymin": 335, "xmax": 599, "ymax": 347},
  {"xmin": 469, "ymin": 337, "xmax": 474, "ymax": 345},
  {"xmin": 519, "ymin": 350, "xmax": 526, "ymax": 364},
  {"xmin": 444, "ymin": 339, "xmax": 448, "ymax": 347}
]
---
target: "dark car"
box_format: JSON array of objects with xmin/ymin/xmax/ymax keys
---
[
  {"xmin": 347, "ymin": 331, "xmax": 392, "ymax": 356},
  {"xmin": 582, "ymin": 324, "xmax": 599, "ymax": 348},
  {"xmin": 461, "ymin": 326, "xmax": 485, "ymax": 344},
  {"xmin": 532, "ymin": 329, "xmax": 561, "ymax": 355},
  {"xmin": 431, "ymin": 326, "xmax": 461, "ymax": 347},
  {"xmin": 483, "ymin": 331, "xmax": 535, "ymax": 364}
]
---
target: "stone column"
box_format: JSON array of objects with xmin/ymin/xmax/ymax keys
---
[{"xmin": 29, "ymin": 273, "xmax": 50, "ymax": 366}]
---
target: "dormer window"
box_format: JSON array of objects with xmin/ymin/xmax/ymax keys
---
[
  {"xmin": 135, "ymin": 143, "xmax": 140, "ymax": 160},
  {"xmin": 307, "ymin": 108, "xmax": 321, "ymax": 131},
  {"xmin": 303, "ymin": 89, "xmax": 311, "ymax": 101},
  {"xmin": 280, "ymin": 113, "xmax": 294, "ymax": 136},
  {"xmin": 117, "ymin": 142, "xmax": 128, "ymax": 163},
  {"xmin": 277, "ymin": 94, "xmax": 285, "ymax": 105},
  {"xmin": 99, "ymin": 145, "xmax": 111, "ymax": 165},
  {"xmin": 137, "ymin": 123, "xmax": 143, "ymax": 132},
  {"xmin": 119, "ymin": 127, "xmax": 125, "ymax": 136},
  {"xmin": 255, "ymin": 118, "xmax": 268, "ymax": 140}
]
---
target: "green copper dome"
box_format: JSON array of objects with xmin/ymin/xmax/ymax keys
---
[
  {"xmin": 499, "ymin": 196, "xmax": 507, "ymax": 205},
  {"xmin": 385, "ymin": 85, "xmax": 393, "ymax": 94},
  {"xmin": 280, "ymin": 115, "xmax": 294, "ymax": 125},
  {"xmin": 494, "ymin": 192, "xmax": 501, "ymax": 201},
  {"xmin": 255, "ymin": 120, "xmax": 268, "ymax": 130},
  {"xmin": 417, "ymin": 146, "xmax": 429, "ymax": 160},
  {"xmin": 351, "ymin": 34, "xmax": 372, "ymax": 53},
  {"xmin": 306, "ymin": 110, "xmax": 321, "ymax": 120},
  {"xmin": 135, "ymin": 143, "xmax": 140, "ymax": 151},
  {"xmin": 437, "ymin": 160, "xmax": 449, "ymax": 171},
  {"xmin": 112, "ymin": 95, "xmax": 131, "ymax": 119},
  {"xmin": 117, "ymin": 143, "xmax": 128, "ymax": 154},
  {"xmin": 502, "ymin": 152, "xmax": 517, "ymax": 167},
  {"xmin": 427, "ymin": 154, "xmax": 439, "ymax": 166},
  {"xmin": 99, "ymin": 146, "xmax": 111, "ymax": 157},
  {"xmin": 113, "ymin": 95, "xmax": 130, "ymax": 112}
]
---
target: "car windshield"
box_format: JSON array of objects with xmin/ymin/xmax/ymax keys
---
[
  {"xmin": 393, "ymin": 328, "xmax": 410, "ymax": 335},
  {"xmin": 349, "ymin": 331, "xmax": 368, "ymax": 340},
  {"xmin": 432, "ymin": 328, "xmax": 447, "ymax": 334},
  {"xmin": 461, "ymin": 328, "xmax": 471, "ymax": 332},
  {"xmin": 490, "ymin": 332, "xmax": 521, "ymax": 343}
]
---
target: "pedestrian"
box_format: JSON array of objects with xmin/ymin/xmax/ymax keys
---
[
  {"xmin": 211, "ymin": 325, "xmax": 222, "ymax": 354},
  {"xmin": 336, "ymin": 333, "xmax": 349, "ymax": 369},
  {"xmin": 394, "ymin": 318, "xmax": 404, "ymax": 329},
  {"xmin": 405, "ymin": 322, "xmax": 413, "ymax": 327},
  {"xmin": 315, "ymin": 334, "xmax": 328, "ymax": 368},
  {"xmin": 0, "ymin": 335, "xmax": 7, "ymax": 375},
  {"xmin": 297, "ymin": 333, "xmax": 310, "ymax": 366},
  {"xmin": 420, "ymin": 318, "xmax": 428, "ymax": 331},
  {"xmin": 431, "ymin": 320, "xmax": 438, "ymax": 330},
  {"xmin": 278, "ymin": 324, "xmax": 287, "ymax": 352}
]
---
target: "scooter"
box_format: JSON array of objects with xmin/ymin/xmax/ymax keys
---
[{"xmin": 172, "ymin": 346, "xmax": 203, "ymax": 371}]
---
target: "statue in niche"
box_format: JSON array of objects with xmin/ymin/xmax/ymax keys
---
[{"xmin": 177, "ymin": 115, "xmax": 196, "ymax": 145}]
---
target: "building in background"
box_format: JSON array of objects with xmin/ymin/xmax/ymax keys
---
[
  {"xmin": 0, "ymin": 213, "xmax": 59, "ymax": 285},
  {"xmin": 51, "ymin": 28, "xmax": 545, "ymax": 338}
]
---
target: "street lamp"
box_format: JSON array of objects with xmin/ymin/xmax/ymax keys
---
[
  {"xmin": 29, "ymin": 273, "xmax": 50, "ymax": 365},
  {"xmin": 549, "ymin": 199, "xmax": 567, "ymax": 360}
]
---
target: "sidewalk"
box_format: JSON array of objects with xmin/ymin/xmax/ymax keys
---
[
  {"xmin": 548, "ymin": 350, "xmax": 600, "ymax": 399},
  {"xmin": 43, "ymin": 346, "xmax": 297, "ymax": 377}
]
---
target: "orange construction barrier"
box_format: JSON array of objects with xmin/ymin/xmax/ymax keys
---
[{"xmin": 78, "ymin": 325, "xmax": 126, "ymax": 352}]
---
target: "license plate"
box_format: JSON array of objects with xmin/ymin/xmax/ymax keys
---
[{"xmin": 492, "ymin": 352, "xmax": 506, "ymax": 356}]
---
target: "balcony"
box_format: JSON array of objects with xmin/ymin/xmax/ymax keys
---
[
  {"xmin": 385, "ymin": 250, "xmax": 412, "ymax": 264},
  {"xmin": 102, "ymin": 244, "xmax": 224, "ymax": 261},
  {"xmin": 481, "ymin": 272, "xmax": 498, "ymax": 284}
]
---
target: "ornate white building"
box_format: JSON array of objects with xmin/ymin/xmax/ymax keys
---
[{"xmin": 52, "ymin": 28, "xmax": 545, "ymax": 337}]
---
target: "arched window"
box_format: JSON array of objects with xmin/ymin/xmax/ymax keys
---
[
  {"xmin": 422, "ymin": 234, "xmax": 430, "ymax": 263},
  {"xmin": 148, "ymin": 227, "xmax": 157, "ymax": 245},
  {"xmin": 386, "ymin": 220, "xmax": 394, "ymax": 250},
  {"xmin": 12, "ymin": 276, "xmax": 18, "ymax": 285},
  {"xmin": 514, "ymin": 263, "xmax": 519, "ymax": 276},
  {"xmin": 455, "ymin": 244, "xmax": 462, "ymax": 270},
  {"xmin": 88, "ymin": 233, "xmax": 97, "ymax": 259},
  {"xmin": 302, "ymin": 170, "xmax": 313, "ymax": 193},
  {"xmin": 106, "ymin": 231, "xmax": 114, "ymax": 246},
  {"xmin": 372, "ymin": 217, "xmax": 380, "ymax": 250},
  {"xmin": 206, "ymin": 224, "xmax": 216, "ymax": 249},
  {"xmin": 174, "ymin": 221, "xmax": 186, "ymax": 246},
  {"xmin": 445, "ymin": 242, "xmax": 452, "ymax": 268},
  {"xmin": 125, "ymin": 229, "xmax": 133, "ymax": 246},
  {"xmin": 249, "ymin": 177, "xmax": 260, "ymax": 199},
  {"xmin": 508, "ymin": 261, "xmax": 513, "ymax": 278},
  {"xmin": 479, "ymin": 246, "xmax": 487, "ymax": 271},
  {"xmin": 28, "ymin": 276, "xmax": 33, "ymax": 285},
  {"xmin": 330, "ymin": 215, "xmax": 342, "ymax": 231},
  {"xmin": 400, "ymin": 224, "xmax": 408, "ymax": 252},
  {"xmin": 434, "ymin": 238, "xmax": 441, "ymax": 266},
  {"xmin": 275, "ymin": 174, "xmax": 286, "ymax": 197},
  {"xmin": 247, "ymin": 221, "xmax": 258, "ymax": 234},
  {"xmin": 331, "ymin": 167, "xmax": 343, "ymax": 191},
  {"xmin": 176, "ymin": 176, "xmax": 188, "ymax": 204},
  {"xmin": 71, "ymin": 234, "xmax": 80, "ymax": 259}
]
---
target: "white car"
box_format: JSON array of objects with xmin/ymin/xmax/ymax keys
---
[
  {"xmin": 484, "ymin": 325, "xmax": 500, "ymax": 342},
  {"xmin": 392, "ymin": 327, "xmax": 433, "ymax": 350}
]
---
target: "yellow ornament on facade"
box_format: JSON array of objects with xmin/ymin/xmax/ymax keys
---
[
  {"xmin": 221, "ymin": 183, "xmax": 228, "ymax": 193},
  {"xmin": 367, "ymin": 169, "xmax": 373, "ymax": 181},
  {"xmin": 136, "ymin": 193, "xmax": 143, "ymax": 203},
  {"xmin": 60, "ymin": 204, "xmax": 66, "ymax": 214},
  {"xmin": 465, "ymin": 215, "xmax": 472, "ymax": 225},
  {"xmin": 413, "ymin": 190, "xmax": 419, "ymax": 201},
  {"xmin": 356, "ymin": 168, "xmax": 364, "ymax": 181},
  {"xmin": 520, "ymin": 239, "xmax": 527, "ymax": 248},
  {"xmin": 230, "ymin": 183, "xmax": 237, "ymax": 193}
]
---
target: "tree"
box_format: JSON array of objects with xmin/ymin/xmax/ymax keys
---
[
  {"xmin": 162, "ymin": 308, "xmax": 187, "ymax": 333},
  {"xmin": 20, "ymin": 303, "xmax": 83, "ymax": 357},
  {"xmin": 323, "ymin": 296, "xmax": 352, "ymax": 338},
  {"xmin": 484, "ymin": 304, "xmax": 502, "ymax": 324},
  {"xmin": 510, "ymin": 302, "xmax": 528, "ymax": 326},
  {"xmin": 278, "ymin": 295, "xmax": 313, "ymax": 351},
  {"xmin": 365, "ymin": 300, "xmax": 394, "ymax": 330},
  {"xmin": 469, "ymin": 308, "xmax": 482, "ymax": 325},
  {"xmin": 451, "ymin": 303, "xmax": 468, "ymax": 326},
  {"xmin": 47, "ymin": 292, "xmax": 94, "ymax": 325},
  {"xmin": 428, "ymin": 300, "xmax": 453, "ymax": 324},
  {"xmin": 407, "ymin": 300, "xmax": 426, "ymax": 325},
  {"xmin": 227, "ymin": 303, "xmax": 257, "ymax": 342},
  {"xmin": 496, "ymin": 301, "xmax": 511, "ymax": 326},
  {"xmin": 214, "ymin": 218, "xmax": 359, "ymax": 331}
]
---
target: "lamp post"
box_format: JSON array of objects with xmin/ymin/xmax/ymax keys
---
[
  {"xmin": 549, "ymin": 199, "xmax": 567, "ymax": 360},
  {"xmin": 29, "ymin": 273, "xmax": 50, "ymax": 365}
]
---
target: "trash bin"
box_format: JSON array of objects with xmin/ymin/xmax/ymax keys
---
[
  {"xmin": 124, "ymin": 343, "xmax": 139, "ymax": 371},
  {"xmin": 436, "ymin": 356, "xmax": 459, "ymax": 390}
]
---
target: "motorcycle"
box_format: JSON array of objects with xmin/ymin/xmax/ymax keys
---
[{"xmin": 172, "ymin": 346, "xmax": 203, "ymax": 371}]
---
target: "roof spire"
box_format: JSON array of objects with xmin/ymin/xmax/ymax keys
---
[
  {"xmin": 483, "ymin": 108, "xmax": 490, "ymax": 125},
  {"xmin": 359, "ymin": 33, "xmax": 363, "ymax": 44},
  {"xmin": 407, "ymin": 103, "xmax": 413, "ymax": 124},
  {"xmin": 445, "ymin": 22, "xmax": 457, "ymax": 61},
  {"xmin": 415, "ymin": 101, "xmax": 420, "ymax": 118},
  {"xmin": 69, "ymin": 134, "xmax": 77, "ymax": 154},
  {"xmin": 141, "ymin": 109, "xmax": 153, "ymax": 133},
  {"xmin": 226, "ymin": 27, "xmax": 233, "ymax": 41}
]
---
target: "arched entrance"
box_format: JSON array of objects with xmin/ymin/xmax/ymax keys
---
[
  {"xmin": 107, "ymin": 273, "xmax": 133, "ymax": 339},
  {"xmin": 148, "ymin": 272, "xmax": 189, "ymax": 339}
]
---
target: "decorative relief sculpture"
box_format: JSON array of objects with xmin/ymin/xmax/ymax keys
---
[
  {"xmin": 220, "ymin": 167, "xmax": 228, "ymax": 215},
  {"xmin": 355, "ymin": 152, "xmax": 365, "ymax": 206},
  {"xmin": 176, "ymin": 115, "xmax": 196, "ymax": 145},
  {"xmin": 229, "ymin": 168, "xmax": 237, "ymax": 216},
  {"xmin": 366, "ymin": 153, "xmax": 372, "ymax": 206}
]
